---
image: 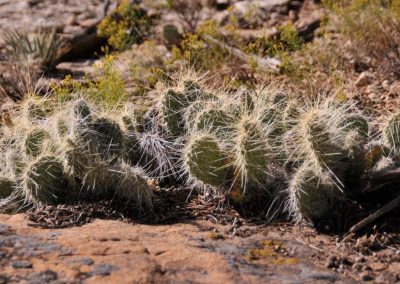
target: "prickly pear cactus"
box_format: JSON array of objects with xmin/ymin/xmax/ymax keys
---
[
  {"xmin": 288, "ymin": 109, "xmax": 342, "ymax": 175},
  {"xmin": 78, "ymin": 117, "xmax": 124, "ymax": 162},
  {"xmin": 24, "ymin": 128, "xmax": 50, "ymax": 157},
  {"xmin": 339, "ymin": 114, "xmax": 369, "ymax": 141},
  {"xmin": 161, "ymin": 89, "xmax": 191, "ymax": 136},
  {"xmin": 109, "ymin": 162, "xmax": 154, "ymax": 208},
  {"xmin": 184, "ymin": 133, "xmax": 229, "ymax": 187},
  {"xmin": 288, "ymin": 165, "xmax": 341, "ymax": 223},
  {"xmin": 195, "ymin": 108, "xmax": 233, "ymax": 135},
  {"xmin": 73, "ymin": 98, "xmax": 92, "ymax": 121},
  {"xmin": 0, "ymin": 177, "xmax": 15, "ymax": 199},
  {"xmin": 233, "ymin": 117, "xmax": 271, "ymax": 189},
  {"xmin": 120, "ymin": 102, "xmax": 137, "ymax": 133},
  {"xmin": 23, "ymin": 155, "xmax": 71, "ymax": 205},
  {"xmin": 383, "ymin": 112, "xmax": 400, "ymax": 155},
  {"xmin": 183, "ymin": 80, "xmax": 203, "ymax": 101}
]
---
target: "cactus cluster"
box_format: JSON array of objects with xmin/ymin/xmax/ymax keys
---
[
  {"xmin": 1, "ymin": 74, "xmax": 400, "ymax": 229},
  {"xmin": 0, "ymin": 95, "xmax": 155, "ymax": 210}
]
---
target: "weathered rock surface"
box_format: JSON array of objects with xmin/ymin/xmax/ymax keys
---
[{"xmin": 0, "ymin": 214, "xmax": 355, "ymax": 283}]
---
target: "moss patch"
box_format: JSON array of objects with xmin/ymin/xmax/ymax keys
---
[{"xmin": 247, "ymin": 239, "xmax": 299, "ymax": 265}]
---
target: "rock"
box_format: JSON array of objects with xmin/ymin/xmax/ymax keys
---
[
  {"xmin": 0, "ymin": 214, "xmax": 354, "ymax": 284},
  {"xmin": 12, "ymin": 260, "xmax": 33, "ymax": 269},
  {"xmin": 368, "ymin": 93, "xmax": 378, "ymax": 101},
  {"xmin": 89, "ymin": 264, "xmax": 118, "ymax": 276},
  {"xmin": 28, "ymin": 270, "xmax": 58, "ymax": 284},
  {"xmin": 0, "ymin": 275, "xmax": 8, "ymax": 284},
  {"xmin": 355, "ymin": 72, "xmax": 372, "ymax": 87},
  {"xmin": 325, "ymin": 255, "xmax": 337, "ymax": 268},
  {"xmin": 389, "ymin": 81, "xmax": 400, "ymax": 95},
  {"xmin": 68, "ymin": 257, "xmax": 94, "ymax": 266},
  {"xmin": 365, "ymin": 85, "xmax": 378, "ymax": 94},
  {"xmin": 0, "ymin": 224, "xmax": 10, "ymax": 234},
  {"xmin": 382, "ymin": 80, "xmax": 390, "ymax": 90},
  {"xmin": 352, "ymin": 263, "xmax": 364, "ymax": 271},
  {"xmin": 65, "ymin": 14, "xmax": 77, "ymax": 26},
  {"xmin": 359, "ymin": 271, "xmax": 374, "ymax": 281},
  {"xmin": 212, "ymin": 10, "xmax": 230, "ymax": 25}
]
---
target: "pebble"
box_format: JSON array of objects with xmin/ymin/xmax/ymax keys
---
[
  {"xmin": 90, "ymin": 264, "xmax": 117, "ymax": 276},
  {"xmin": 355, "ymin": 71, "xmax": 372, "ymax": 87},
  {"xmin": 12, "ymin": 260, "xmax": 32, "ymax": 269},
  {"xmin": 325, "ymin": 255, "xmax": 337, "ymax": 268},
  {"xmin": 359, "ymin": 271, "xmax": 374, "ymax": 281}
]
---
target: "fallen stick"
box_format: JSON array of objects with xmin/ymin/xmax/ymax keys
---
[
  {"xmin": 349, "ymin": 193, "xmax": 400, "ymax": 233},
  {"xmin": 202, "ymin": 35, "xmax": 280, "ymax": 73}
]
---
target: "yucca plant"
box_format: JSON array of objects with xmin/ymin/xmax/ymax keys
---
[{"xmin": 3, "ymin": 28, "xmax": 64, "ymax": 72}]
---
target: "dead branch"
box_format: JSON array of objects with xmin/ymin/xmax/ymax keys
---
[
  {"xmin": 349, "ymin": 193, "xmax": 400, "ymax": 233},
  {"xmin": 202, "ymin": 35, "xmax": 280, "ymax": 73}
]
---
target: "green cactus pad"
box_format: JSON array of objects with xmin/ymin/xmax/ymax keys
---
[
  {"xmin": 294, "ymin": 110, "xmax": 342, "ymax": 173},
  {"xmin": 26, "ymin": 102, "xmax": 47, "ymax": 121},
  {"xmin": 0, "ymin": 177, "xmax": 15, "ymax": 199},
  {"xmin": 122, "ymin": 131, "xmax": 142, "ymax": 165},
  {"xmin": 195, "ymin": 109, "xmax": 233, "ymax": 135},
  {"xmin": 109, "ymin": 163, "xmax": 154, "ymax": 208},
  {"xmin": 288, "ymin": 166, "xmax": 339, "ymax": 223},
  {"xmin": 79, "ymin": 117, "xmax": 124, "ymax": 162},
  {"xmin": 383, "ymin": 112, "xmax": 400, "ymax": 154},
  {"xmin": 73, "ymin": 99, "xmax": 92, "ymax": 120},
  {"xmin": 339, "ymin": 114, "xmax": 369, "ymax": 141},
  {"xmin": 25, "ymin": 156, "xmax": 70, "ymax": 205},
  {"xmin": 185, "ymin": 134, "xmax": 228, "ymax": 187},
  {"xmin": 24, "ymin": 128, "xmax": 50, "ymax": 157},
  {"xmin": 282, "ymin": 100, "xmax": 300, "ymax": 129},
  {"xmin": 234, "ymin": 119, "xmax": 270, "ymax": 187},
  {"xmin": 162, "ymin": 89, "xmax": 191, "ymax": 136}
]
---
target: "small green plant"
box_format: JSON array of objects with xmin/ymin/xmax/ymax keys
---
[
  {"xmin": 97, "ymin": 0, "xmax": 151, "ymax": 51},
  {"xmin": 87, "ymin": 55, "xmax": 128, "ymax": 106}
]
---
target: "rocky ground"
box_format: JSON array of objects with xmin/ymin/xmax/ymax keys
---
[
  {"xmin": 1, "ymin": 210, "xmax": 400, "ymax": 283},
  {"xmin": 0, "ymin": 214, "xmax": 358, "ymax": 284}
]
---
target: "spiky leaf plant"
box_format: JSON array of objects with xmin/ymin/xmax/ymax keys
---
[
  {"xmin": 184, "ymin": 133, "xmax": 229, "ymax": 188},
  {"xmin": 120, "ymin": 102, "xmax": 137, "ymax": 133},
  {"xmin": 383, "ymin": 111, "xmax": 400, "ymax": 155},
  {"xmin": 340, "ymin": 130, "xmax": 366, "ymax": 194},
  {"xmin": 24, "ymin": 128, "xmax": 50, "ymax": 157},
  {"xmin": 22, "ymin": 155, "xmax": 71, "ymax": 205},
  {"xmin": 287, "ymin": 165, "xmax": 342, "ymax": 224},
  {"xmin": 3, "ymin": 28, "xmax": 64, "ymax": 71},
  {"xmin": 183, "ymin": 80, "xmax": 203, "ymax": 101}
]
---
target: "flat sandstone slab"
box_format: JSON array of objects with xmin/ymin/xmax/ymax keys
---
[{"xmin": 0, "ymin": 214, "xmax": 355, "ymax": 283}]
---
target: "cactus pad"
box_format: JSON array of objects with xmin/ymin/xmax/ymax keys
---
[
  {"xmin": 184, "ymin": 133, "xmax": 228, "ymax": 187},
  {"xmin": 24, "ymin": 156, "xmax": 70, "ymax": 205}
]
